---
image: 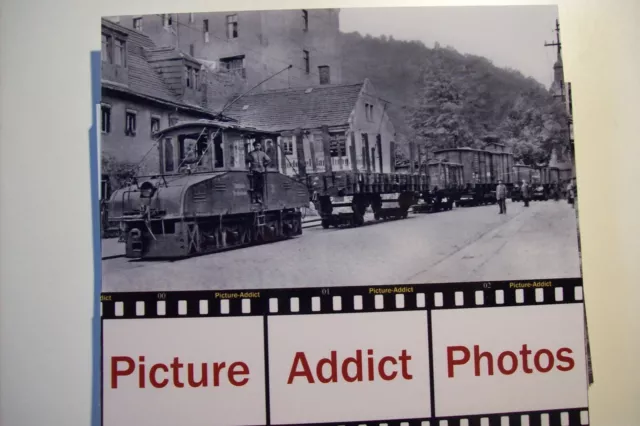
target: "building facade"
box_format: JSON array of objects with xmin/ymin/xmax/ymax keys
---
[
  {"xmin": 108, "ymin": 9, "xmax": 343, "ymax": 92},
  {"xmin": 100, "ymin": 19, "xmax": 243, "ymax": 182},
  {"xmin": 225, "ymin": 79, "xmax": 397, "ymax": 177}
]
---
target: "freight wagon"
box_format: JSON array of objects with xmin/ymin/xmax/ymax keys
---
[
  {"xmin": 300, "ymin": 132, "xmax": 428, "ymax": 228},
  {"xmin": 432, "ymin": 146, "xmax": 513, "ymax": 207}
]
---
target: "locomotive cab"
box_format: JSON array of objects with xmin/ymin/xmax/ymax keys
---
[{"xmin": 107, "ymin": 120, "xmax": 310, "ymax": 259}]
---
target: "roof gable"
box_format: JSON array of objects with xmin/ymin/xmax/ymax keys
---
[
  {"xmin": 225, "ymin": 83, "xmax": 365, "ymax": 132},
  {"xmin": 101, "ymin": 20, "xmax": 193, "ymax": 108}
]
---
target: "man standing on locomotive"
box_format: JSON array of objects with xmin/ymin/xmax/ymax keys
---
[
  {"xmin": 496, "ymin": 180, "xmax": 507, "ymax": 214},
  {"xmin": 247, "ymin": 140, "xmax": 271, "ymax": 204}
]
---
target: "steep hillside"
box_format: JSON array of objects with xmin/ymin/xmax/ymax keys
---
[{"xmin": 339, "ymin": 31, "xmax": 570, "ymax": 165}]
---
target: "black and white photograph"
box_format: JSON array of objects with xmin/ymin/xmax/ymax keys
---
[{"xmin": 99, "ymin": 5, "xmax": 581, "ymax": 292}]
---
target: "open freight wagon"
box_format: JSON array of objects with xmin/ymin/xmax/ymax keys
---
[{"xmin": 301, "ymin": 130, "xmax": 428, "ymax": 227}]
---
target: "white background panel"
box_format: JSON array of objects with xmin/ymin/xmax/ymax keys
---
[
  {"xmin": 103, "ymin": 317, "xmax": 266, "ymax": 426},
  {"xmin": 432, "ymin": 304, "xmax": 588, "ymax": 417},
  {"xmin": 268, "ymin": 311, "xmax": 431, "ymax": 424}
]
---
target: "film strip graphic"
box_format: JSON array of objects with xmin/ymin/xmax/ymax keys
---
[
  {"xmin": 101, "ymin": 278, "xmax": 588, "ymax": 426},
  {"xmin": 274, "ymin": 408, "xmax": 590, "ymax": 426},
  {"xmin": 101, "ymin": 278, "xmax": 584, "ymax": 319}
]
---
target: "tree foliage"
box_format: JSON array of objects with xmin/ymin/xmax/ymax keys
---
[
  {"xmin": 102, "ymin": 154, "xmax": 138, "ymax": 191},
  {"xmin": 339, "ymin": 32, "xmax": 570, "ymax": 166}
]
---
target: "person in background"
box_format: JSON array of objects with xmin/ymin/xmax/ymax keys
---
[
  {"xmin": 567, "ymin": 178, "xmax": 577, "ymax": 208},
  {"xmin": 521, "ymin": 180, "xmax": 530, "ymax": 207},
  {"xmin": 496, "ymin": 180, "xmax": 507, "ymax": 214}
]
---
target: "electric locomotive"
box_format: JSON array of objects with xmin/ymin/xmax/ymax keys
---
[{"xmin": 106, "ymin": 120, "xmax": 309, "ymax": 259}]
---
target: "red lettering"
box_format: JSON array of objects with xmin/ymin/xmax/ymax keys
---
[
  {"xmin": 399, "ymin": 350, "xmax": 413, "ymax": 380},
  {"xmin": 111, "ymin": 356, "xmax": 134, "ymax": 389},
  {"xmin": 170, "ymin": 357, "xmax": 184, "ymax": 388},
  {"xmin": 287, "ymin": 352, "xmax": 315, "ymax": 384},
  {"xmin": 367, "ymin": 349, "xmax": 375, "ymax": 381},
  {"xmin": 316, "ymin": 351, "xmax": 338, "ymax": 383},
  {"xmin": 187, "ymin": 363, "xmax": 208, "ymax": 387},
  {"xmin": 556, "ymin": 348, "xmax": 575, "ymax": 372},
  {"xmin": 520, "ymin": 344, "xmax": 533, "ymax": 374},
  {"xmin": 149, "ymin": 364, "xmax": 169, "ymax": 388},
  {"xmin": 228, "ymin": 362, "xmax": 250, "ymax": 386},
  {"xmin": 378, "ymin": 356, "xmax": 398, "ymax": 380},
  {"xmin": 497, "ymin": 351, "xmax": 518, "ymax": 375},
  {"xmin": 474, "ymin": 345, "xmax": 494, "ymax": 377},
  {"xmin": 138, "ymin": 356, "xmax": 146, "ymax": 388},
  {"xmin": 212, "ymin": 362, "xmax": 226, "ymax": 387},
  {"xmin": 110, "ymin": 357, "xmax": 252, "ymax": 389},
  {"xmin": 534, "ymin": 349, "xmax": 555, "ymax": 373},
  {"xmin": 447, "ymin": 346, "xmax": 470, "ymax": 378},
  {"xmin": 286, "ymin": 350, "xmax": 414, "ymax": 384},
  {"xmin": 446, "ymin": 345, "xmax": 577, "ymax": 378},
  {"xmin": 342, "ymin": 350, "xmax": 363, "ymax": 383}
]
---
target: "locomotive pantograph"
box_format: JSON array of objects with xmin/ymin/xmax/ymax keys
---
[{"xmin": 107, "ymin": 120, "xmax": 310, "ymax": 259}]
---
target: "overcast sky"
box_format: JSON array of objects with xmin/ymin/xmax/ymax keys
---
[{"xmin": 339, "ymin": 5, "xmax": 560, "ymax": 89}]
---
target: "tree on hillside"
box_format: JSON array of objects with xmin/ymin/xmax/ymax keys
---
[
  {"xmin": 408, "ymin": 50, "xmax": 475, "ymax": 151},
  {"xmin": 498, "ymin": 93, "xmax": 569, "ymax": 165},
  {"xmin": 339, "ymin": 31, "xmax": 567, "ymax": 163}
]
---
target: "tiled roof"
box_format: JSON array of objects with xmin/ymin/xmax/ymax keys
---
[
  {"xmin": 101, "ymin": 19, "xmax": 209, "ymax": 113},
  {"xmin": 225, "ymin": 83, "xmax": 364, "ymax": 132}
]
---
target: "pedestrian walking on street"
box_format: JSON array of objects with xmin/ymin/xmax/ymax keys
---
[
  {"xmin": 496, "ymin": 180, "xmax": 507, "ymax": 214},
  {"xmin": 567, "ymin": 178, "xmax": 577, "ymax": 208},
  {"xmin": 521, "ymin": 180, "xmax": 530, "ymax": 207}
]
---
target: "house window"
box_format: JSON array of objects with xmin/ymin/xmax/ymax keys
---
[
  {"xmin": 164, "ymin": 138, "xmax": 174, "ymax": 172},
  {"xmin": 282, "ymin": 136, "xmax": 294, "ymax": 155},
  {"xmin": 303, "ymin": 50, "xmax": 310, "ymax": 73},
  {"xmin": 329, "ymin": 133, "xmax": 347, "ymax": 158},
  {"xmin": 189, "ymin": 44, "xmax": 195, "ymax": 57},
  {"xmin": 203, "ymin": 19, "xmax": 209, "ymax": 43},
  {"xmin": 163, "ymin": 14, "xmax": 173, "ymax": 28},
  {"xmin": 226, "ymin": 14, "xmax": 238, "ymax": 39},
  {"xmin": 318, "ymin": 65, "xmax": 330, "ymax": 85},
  {"xmin": 189, "ymin": 13, "xmax": 195, "ymax": 23},
  {"xmin": 184, "ymin": 66, "xmax": 199, "ymax": 89},
  {"xmin": 100, "ymin": 105, "xmax": 111, "ymax": 133},
  {"xmin": 169, "ymin": 116, "xmax": 179, "ymax": 126},
  {"xmin": 220, "ymin": 55, "xmax": 245, "ymax": 78},
  {"xmin": 101, "ymin": 34, "xmax": 112, "ymax": 63},
  {"xmin": 365, "ymin": 103, "xmax": 374, "ymax": 121},
  {"xmin": 133, "ymin": 17, "xmax": 143, "ymax": 31},
  {"xmin": 371, "ymin": 148, "xmax": 376, "ymax": 171},
  {"xmin": 114, "ymin": 39, "xmax": 125, "ymax": 67},
  {"xmin": 125, "ymin": 110, "xmax": 137, "ymax": 136},
  {"xmin": 151, "ymin": 117, "xmax": 160, "ymax": 135},
  {"xmin": 302, "ymin": 10, "xmax": 308, "ymax": 31}
]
